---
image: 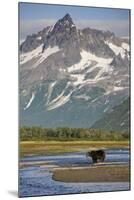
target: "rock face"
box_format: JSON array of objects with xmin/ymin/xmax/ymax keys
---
[
  {"xmin": 20, "ymin": 26, "xmax": 51, "ymax": 52},
  {"xmin": 19, "ymin": 14, "xmax": 130, "ymax": 130},
  {"xmin": 92, "ymin": 98, "xmax": 130, "ymax": 131}
]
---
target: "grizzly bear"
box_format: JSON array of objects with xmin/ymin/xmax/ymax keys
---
[{"xmin": 86, "ymin": 149, "xmax": 105, "ymax": 163}]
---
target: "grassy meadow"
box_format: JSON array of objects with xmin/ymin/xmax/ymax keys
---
[
  {"xmin": 20, "ymin": 140, "xmax": 129, "ymax": 157},
  {"xmin": 20, "ymin": 127, "xmax": 129, "ymax": 157}
]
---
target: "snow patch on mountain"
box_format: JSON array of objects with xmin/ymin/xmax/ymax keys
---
[
  {"xmin": 71, "ymin": 74, "xmax": 85, "ymax": 86},
  {"xmin": 20, "ymin": 44, "xmax": 43, "ymax": 65},
  {"xmin": 74, "ymin": 94, "xmax": 90, "ymax": 101},
  {"xmin": 81, "ymin": 50, "xmax": 112, "ymax": 66},
  {"xmin": 20, "ymin": 39, "xmax": 25, "ymax": 45},
  {"xmin": 20, "ymin": 45, "xmax": 60, "ymax": 67},
  {"xmin": 105, "ymin": 86, "xmax": 127, "ymax": 95},
  {"xmin": 48, "ymin": 86, "xmax": 66, "ymax": 105},
  {"xmin": 113, "ymin": 86, "xmax": 126, "ymax": 91},
  {"xmin": 68, "ymin": 51, "xmax": 91, "ymax": 72},
  {"xmin": 122, "ymin": 43, "xmax": 129, "ymax": 51},
  {"xmin": 46, "ymin": 81, "xmax": 57, "ymax": 104},
  {"xmin": 103, "ymin": 107, "xmax": 109, "ymax": 113},
  {"xmin": 24, "ymin": 92, "xmax": 35, "ymax": 110},
  {"xmin": 47, "ymin": 25, "xmax": 54, "ymax": 33},
  {"xmin": 120, "ymin": 122, "xmax": 125, "ymax": 127},
  {"xmin": 68, "ymin": 50, "xmax": 112, "ymax": 85},
  {"xmin": 33, "ymin": 46, "xmax": 61, "ymax": 68},
  {"xmin": 106, "ymin": 42, "xmax": 128, "ymax": 58},
  {"xmin": 46, "ymin": 81, "xmax": 71, "ymax": 108},
  {"xmin": 45, "ymin": 81, "xmax": 74, "ymax": 110},
  {"xmin": 36, "ymin": 36, "xmax": 42, "ymax": 40},
  {"xmin": 47, "ymin": 91, "xmax": 73, "ymax": 110}
]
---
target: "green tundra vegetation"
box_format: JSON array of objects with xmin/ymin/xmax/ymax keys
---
[{"xmin": 20, "ymin": 126, "xmax": 129, "ymax": 141}]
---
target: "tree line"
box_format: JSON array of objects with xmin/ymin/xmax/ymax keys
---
[{"xmin": 20, "ymin": 126, "xmax": 129, "ymax": 141}]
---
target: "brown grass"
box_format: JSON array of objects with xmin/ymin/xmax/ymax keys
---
[
  {"xmin": 20, "ymin": 141, "xmax": 129, "ymax": 157},
  {"xmin": 52, "ymin": 165, "xmax": 130, "ymax": 183}
]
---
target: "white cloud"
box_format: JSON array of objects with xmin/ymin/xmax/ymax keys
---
[{"xmin": 20, "ymin": 18, "xmax": 129, "ymax": 40}]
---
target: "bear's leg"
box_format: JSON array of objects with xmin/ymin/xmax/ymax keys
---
[
  {"xmin": 100, "ymin": 155, "xmax": 105, "ymax": 162},
  {"xmin": 92, "ymin": 156, "xmax": 97, "ymax": 164}
]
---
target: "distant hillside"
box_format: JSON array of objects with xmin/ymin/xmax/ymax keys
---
[{"xmin": 92, "ymin": 98, "xmax": 130, "ymax": 132}]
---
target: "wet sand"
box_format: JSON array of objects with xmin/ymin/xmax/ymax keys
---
[{"xmin": 52, "ymin": 164, "xmax": 129, "ymax": 183}]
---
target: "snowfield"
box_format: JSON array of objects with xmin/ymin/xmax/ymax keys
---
[
  {"xmin": 122, "ymin": 43, "xmax": 129, "ymax": 51},
  {"xmin": 20, "ymin": 45, "xmax": 61, "ymax": 67},
  {"xmin": 69, "ymin": 50, "xmax": 113, "ymax": 86},
  {"xmin": 68, "ymin": 51, "xmax": 92, "ymax": 72},
  {"xmin": 20, "ymin": 44, "xmax": 43, "ymax": 65},
  {"xmin": 106, "ymin": 41, "xmax": 129, "ymax": 58}
]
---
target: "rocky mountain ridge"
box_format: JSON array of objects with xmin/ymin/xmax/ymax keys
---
[{"xmin": 20, "ymin": 14, "xmax": 130, "ymax": 130}]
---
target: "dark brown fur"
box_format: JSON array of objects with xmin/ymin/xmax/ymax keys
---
[{"xmin": 86, "ymin": 150, "xmax": 105, "ymax": 163}]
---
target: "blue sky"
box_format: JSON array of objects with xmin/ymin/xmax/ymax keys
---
[{"xmin": 19, "ymin": 2, "xmax": 130, "ymax": 40}]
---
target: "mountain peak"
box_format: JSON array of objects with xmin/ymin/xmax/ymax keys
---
[
  {"xmin": 62, "ymin": 13, "xmax": 73, "ymax": 23},
  {"xmin": 52, "ymin": 13, "xmax": 75, "ymax": 31}
]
